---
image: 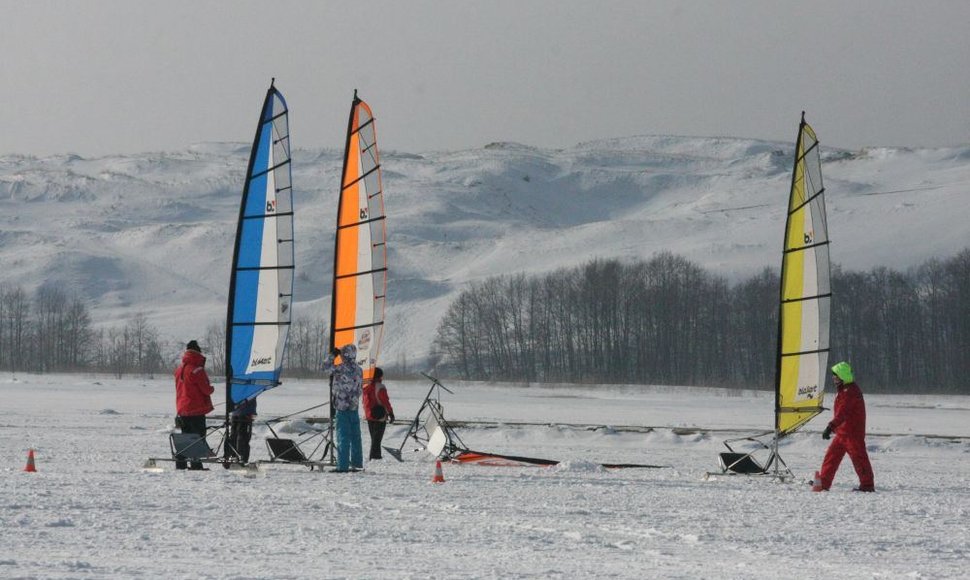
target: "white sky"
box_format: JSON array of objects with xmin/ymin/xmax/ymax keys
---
[{"xmin": 2, "ymin": 1, "xmax": 968, "ymax": 156}]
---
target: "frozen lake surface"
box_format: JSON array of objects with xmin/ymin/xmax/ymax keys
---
[{"xmin": 3, "ymin": 374, "xmax": 970, "ymax": 578}]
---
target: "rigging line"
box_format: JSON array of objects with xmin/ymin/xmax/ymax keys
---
[
  {"xmin": 794, "ymin": 139, "xmax": 820, "ymax": 164},
  {"xmin": 697, "ymin": 203, "xmax": 770, "ymax": 214},
  {"xmin": 858, "ymin": 184, "xmax": 949, "ymax": 196},
  {"xmin": 337, "ymin": 215, "xmax": 386, "ymax": 231},
  {"xmin": 368, "ymin": 190, "xmax": 384, "ymax": 200},
  {"xmin": 242, "ymin": 211, "xmax": 295, "ymax": 221},
  {"xmin": 783, "ymin": 240, "xmax": 830, "ymax": 254},
  {"xmin": 248, "ymin": 159, "xmax": 291, "ymax": 181},
  {"xmin": 789, "ymin": 187, "xmax": 826, "ymax": 215},
  {"xmin": 278, "ymin": 238, "xmax": 294, "ymax": 243},
  {"xmin": 362, "ymin": 140, "xmax": 378, "ymax": 155},
  {"xmin": 782, "ymin": 292, "xmax": 832, "ymax": 304},
  {"xmin": 334, "ymin": 321, "xmax": 385, "ymax": 333},
  {"xmin": 780, "ymin": 347, "xmax": 830, "ymax": 357},
  {"xmin": 231, "ymin": 321, "xmax": 293, "ymax": 327},
  {"xmin": 351, "ymin": 117, "xmax": 375, "ymax": 136},
  {"xmin": 342, "ymin": 164, "xmax": 380, "ymax": 190},
  {"xmin": 236, "ymin": 265, "xmax": 296, "ymax": 272},
  {"xmin": 335, "ymin": 266, "xmax": 388, "ymax": 280},
  {"xmin": 276, "ymin": 185, "xmax": 292, "ymax": 193},
  {"xmin": 274, "ymin": 134, "xmax": 290, "ymax": 146}
]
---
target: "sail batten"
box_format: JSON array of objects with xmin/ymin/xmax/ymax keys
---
[
  {"xmin": 328, "ymin": 93, "xmax": 388, "ymax": 380},
  {"xmin": 774, "ymin": 115, "xmax": 831, "ymax": 437},
  {"xmin": 225, "ymin": 82, "xmax": 295, "ymax": 409}
]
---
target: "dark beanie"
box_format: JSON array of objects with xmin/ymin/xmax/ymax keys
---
[{"xmin": 186, "ymin": 340, "xmax": 201, "ymax": 352}]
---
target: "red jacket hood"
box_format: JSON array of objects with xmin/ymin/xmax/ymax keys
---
[{"xmin": 182, "ymin": 350, "xmax": 206, "ymax": 367}]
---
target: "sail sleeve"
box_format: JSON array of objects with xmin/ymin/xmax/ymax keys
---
[
  {"xmin": 226, "ymin": 84, "xmax": 295, "ymax": 405},
  {"xmin": 776, "ymin": 118, "xmax": 831, "ymax": 435},
  {"xmin": 330, "ymin": 95, "xmax": 388, "ymax": 379}
]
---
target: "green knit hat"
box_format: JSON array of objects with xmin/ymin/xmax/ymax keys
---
[{"xmin": 831, "ymin": 361, "xmax": 854, "ymax": 383}]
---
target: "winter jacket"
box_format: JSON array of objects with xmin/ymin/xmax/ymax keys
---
[
  {"xmin": 175, "ymin": 350, "xmax": 215, "ymax": 417},
  {"xmin": 324, "ymin": 351, "xmax": 363, "ymax": 412},
  {"xmin": 362, "ymin": 379, "xmax": 394, "ymax": 422},
  {"xmin": 827, "ymin": 382, "xmax": 867, "ymax": 440}
]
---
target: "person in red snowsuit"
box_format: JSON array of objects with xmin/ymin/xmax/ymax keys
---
[
  {"xmin": 813, "ymin": 361, "xmax": 875, "ymax": 492},
  {"xmin": 362, "ymin": 367, "xmax": 395, "ymax": 460},
  {"xmin": 174, "ymin": 340, "xmax": 214, "ymax": 470}
]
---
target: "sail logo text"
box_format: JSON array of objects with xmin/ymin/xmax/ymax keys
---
[
  {"xmin": 266, "ymin": 200, "xmax": 277, "ymax": 213},
  {"xmin": 251, "ymin": 356, "xmax": 272, "ymax": 366},
  {"xmin": 797, "ymin": 384, "xmax": 819, "ymax": 399}
]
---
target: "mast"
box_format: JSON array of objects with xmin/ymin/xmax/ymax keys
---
[
  {"xmin": 328, "ymin": 89, "xmax": 362, "ymax": 356},
  {"xmin": 773, "ymin": 112, "xmax": 806, "ymax": 435}
]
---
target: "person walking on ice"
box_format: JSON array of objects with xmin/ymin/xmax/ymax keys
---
[{"xmin": 812, "ymin": 361, "xmax": 875, "ymax": 492}]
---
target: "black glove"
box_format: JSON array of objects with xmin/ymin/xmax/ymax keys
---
[
  {"xmin": 331, "ymin": 347, "xmax": 341, "ymax": 358},
  {"xmin": 822, "ymin": 425, "xmax": 833, "ymax": 440},
  {"xmin": 388, "ymin": 415, "xmax": 395, "ymax": 424}
]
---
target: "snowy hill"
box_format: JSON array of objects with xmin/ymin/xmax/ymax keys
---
[{"xmin": 2, "ymin": 136, "xmax": 969, "ymax": 365}]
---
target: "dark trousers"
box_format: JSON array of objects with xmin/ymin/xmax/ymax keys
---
[
  {"xmin": 176, "ymin": 415, "xmax": 207, "ymax": 470},
  {"xmin": 367, "ymin": 420, "xmax": 387, "ymax": 460},
  {"xmin": 227, "ymin": 418, "xmax": 254, "ymax": 463}
]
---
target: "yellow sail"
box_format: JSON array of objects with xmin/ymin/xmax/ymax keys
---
[
  {"xmin": 776, "ymin": 113, "xmax": 831, "ymax": 436},
  {"xmin": 330, "ymin": 92, "xmax": 388, "ymax": 380}
]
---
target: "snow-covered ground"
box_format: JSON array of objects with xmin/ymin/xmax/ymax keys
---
[{"xmin": 4, "ymin": 374, "xmax": 969, "ymax": 578}]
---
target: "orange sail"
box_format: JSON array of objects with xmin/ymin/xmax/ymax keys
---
[{"xmin": 329, "ymin": 91, "xmax": 388, "ymax": 380}]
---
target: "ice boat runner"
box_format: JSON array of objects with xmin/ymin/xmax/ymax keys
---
[
  {"xmin": 712, "ymin": 112, "xmax": 831, "ymax": 481},
  {"xmin": 392, "ymin": 374, "xmax": 669, "ymax": 469}
]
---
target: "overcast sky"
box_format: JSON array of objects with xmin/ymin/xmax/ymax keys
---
[{"xmin": 2, "ymin": 1, "xmax": 968, "ymax": 156}]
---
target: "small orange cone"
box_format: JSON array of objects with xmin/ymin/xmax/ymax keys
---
[
  {"xmin": 24, "ymin": 449, "xmax": 37, "ymax": 473},
  {"xmin": 431, "ymin": 459, "xmax": 445, "ymax": 483}
]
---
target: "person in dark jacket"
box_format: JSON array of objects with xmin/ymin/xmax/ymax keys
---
[
  {"xmin": 174, "ymin": 340, "xmax": 215, "ymax": 470},
  {"xmin": 362, "ymin": 367, "xmax": 395, "ymax": 460},
  {"xmin": 812, "ymin": 361, "xmax": 875, "ymax": 492},
  {"xmin": 226, "ymin": 398, "xmax": 257, "ymax": 465}
]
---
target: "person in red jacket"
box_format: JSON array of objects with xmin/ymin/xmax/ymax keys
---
[
  {"xmin": 362, "ymin": 367, "xmax": 395, "ymax": 460},
  {"xmin": 174, "ymin": 340, "xmax": 214, "ymax": 470},
  {"xmin": 812, "ymin": 361, "xmax": 875, "ymax": 492}
]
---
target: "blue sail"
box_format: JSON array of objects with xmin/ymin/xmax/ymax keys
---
[{"xmin": 225, "ymin": 81, "xmax": 294, "ymax": 408}]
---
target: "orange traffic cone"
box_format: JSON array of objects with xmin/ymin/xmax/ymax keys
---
[
  {"xmin": 24, "ymin": 449, "xmax": 37, "ymax": 473},
  {"xmin": 431, "ymin": 459, "xmax": 445, "ymax": 483}
]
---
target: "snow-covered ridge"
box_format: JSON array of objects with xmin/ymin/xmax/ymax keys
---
[{"xmin": 2, "ymin": 136, "xmax": 969, "ymax": 364}]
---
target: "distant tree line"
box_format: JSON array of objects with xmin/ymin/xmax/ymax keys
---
[
  {"xmin": 200, "ymin": 315, "xmax": 331, "ymax": 379},
  {"xmin": 0, "ymin": 285, "xmax": 166, "ymax": 377},
  {"xmin": 432, "ymin": 249, "xmax": 970, "ymax": 394}
]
